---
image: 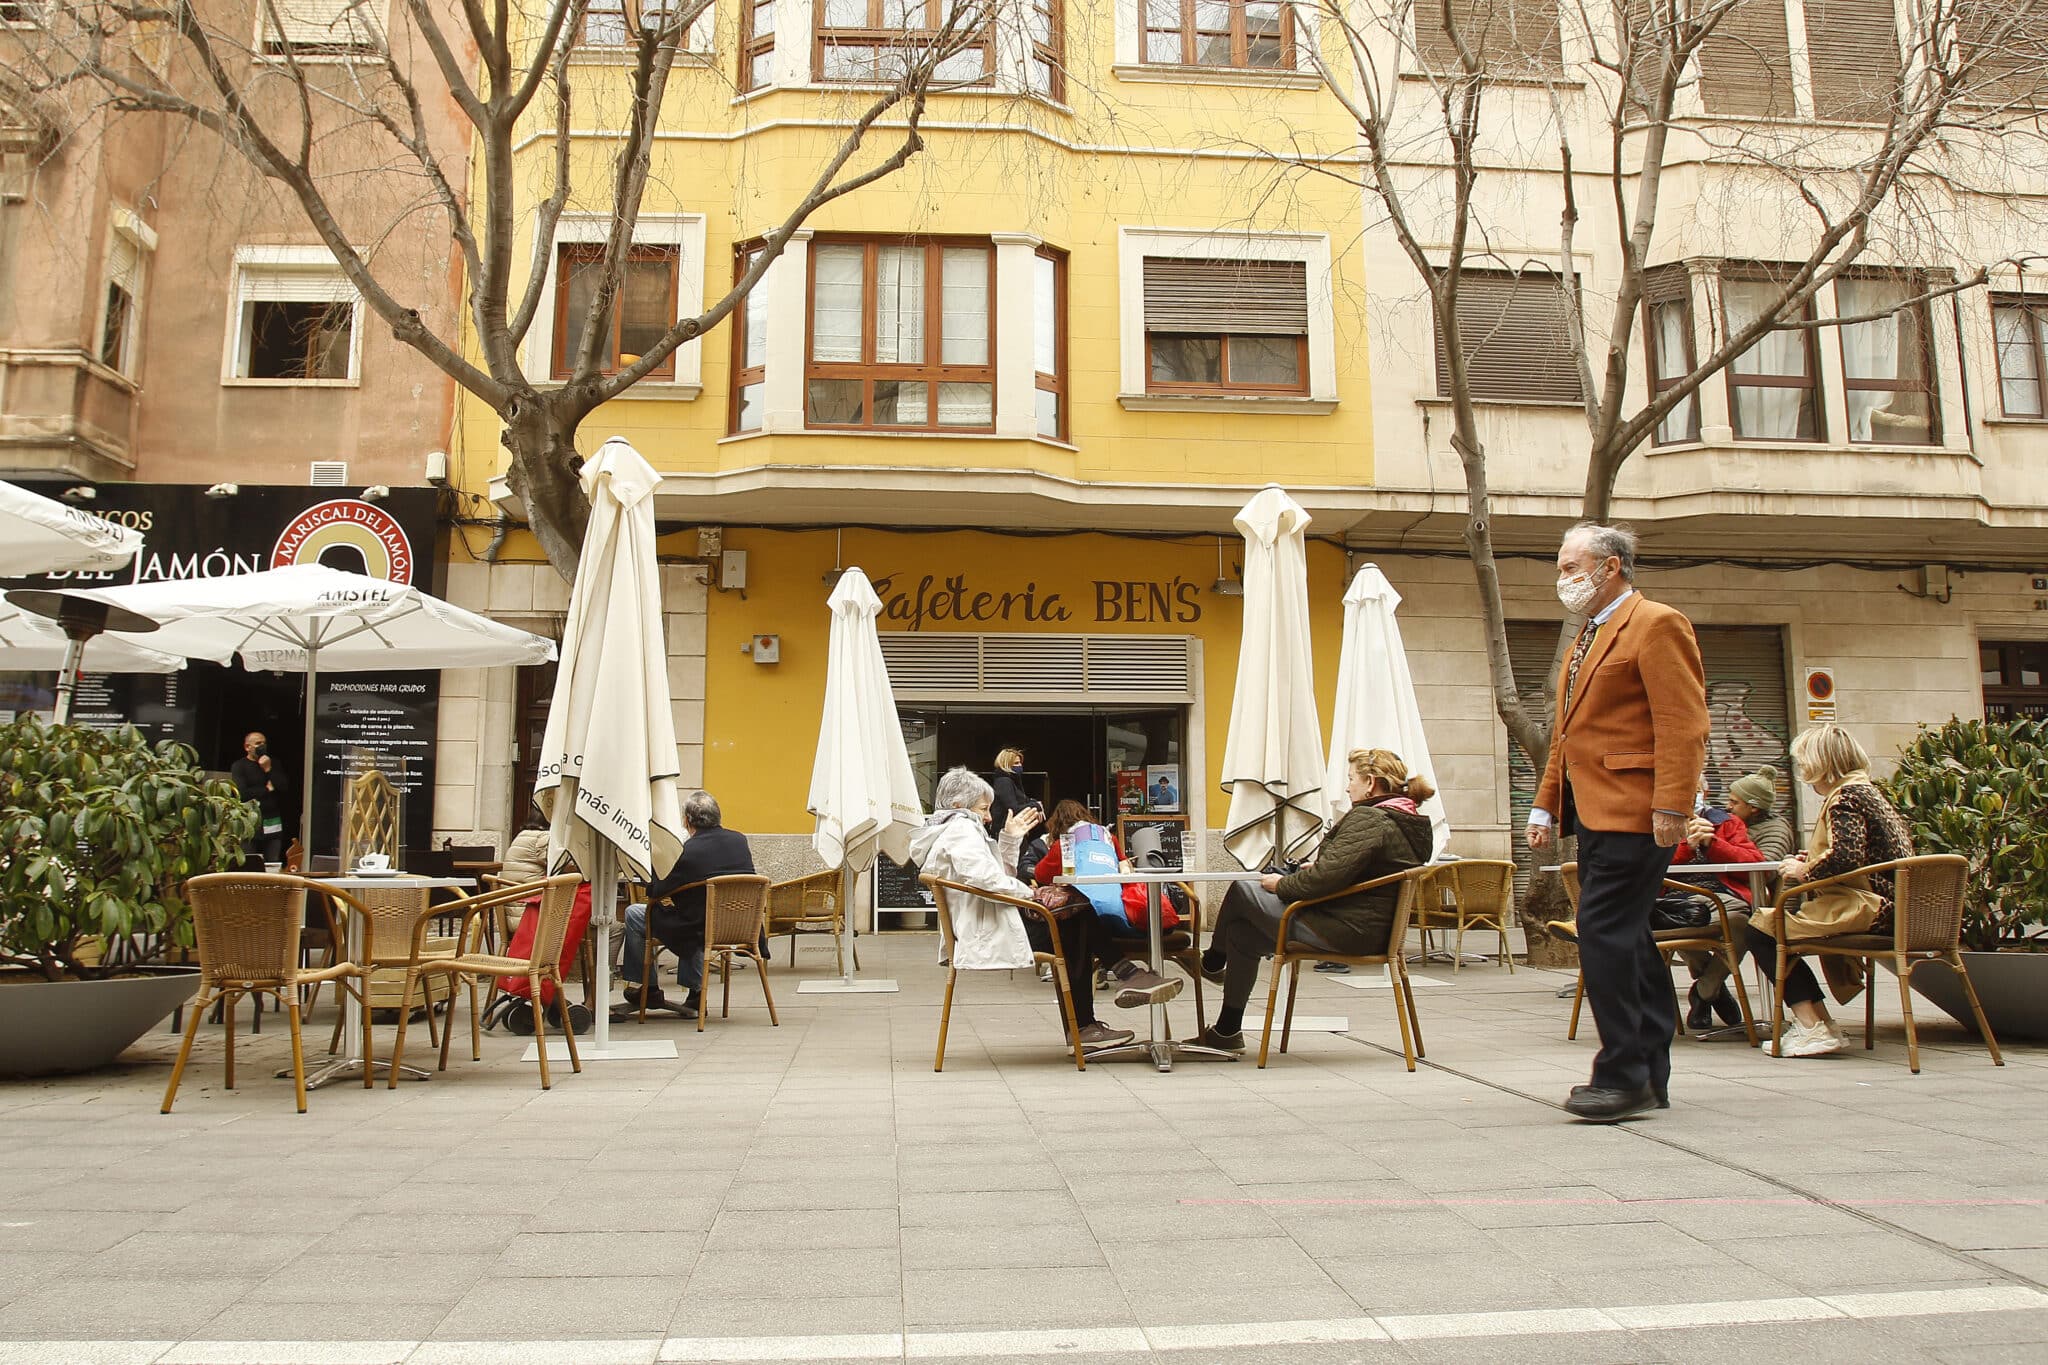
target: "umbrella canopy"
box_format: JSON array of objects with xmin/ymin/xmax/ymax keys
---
[
  {"xmin": 0, "ymin": 604, "xmax": 183, "ymax": 674},
  {"xmin": 1324, "ymin": 564, "xmax": 1450, "ymax": 858},
  {"xmin": 534, "ymin": 438, "xmax": 686, "ymax": 886},
  {"xmin": 0, "ymin": 480, "xmax": 143, "ymax": 576},
  {"xmin": 1220, "ymin": 486, "xmax": 1328, "ymax": 870},
  {"xmin": 45, "ymin": 563, "xmax": 555, "ymax": 852},
  {"xmin": 808, "ymin": 567, "xmax": 924, "ymax": 875}
]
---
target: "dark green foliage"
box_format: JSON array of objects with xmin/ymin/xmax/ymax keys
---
[{"xmin": 1886, "ymin": 716, "xmax": 2048, "ymax": 953}]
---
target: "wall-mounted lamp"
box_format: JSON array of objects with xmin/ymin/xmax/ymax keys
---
[
  {"xmin": 1210, "ymin": 536, "xmax": 1244, "ymax": 597},
  {"xmin": 205, "ymin": 482, "xmax": 239, "ymax": 500},
  {"xmin": 361, "ymin": 484, "xmax": 391, "ymax": 503}
]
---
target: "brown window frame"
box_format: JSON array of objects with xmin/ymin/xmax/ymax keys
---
[
  {"xmin": 1140, "ymin": 0, "xmax": 1296, "ymax": 71},
  {"xmin": 1027, "ymin": 0, "xmax": 1064, "ymax": 101},
  {"xmin": 1721, "ymin": 271, "xmax": 1823, "ymax": 442},
  {"xmin": 1835, "ymin": 269, "xmax": 1939, "ymax": 446},
  {"xmin": 1144, "ymin": 332, "xmax": 1309, "ymax": 397},
  {"xmin": 551, "ymin": 242, "xmax": 681, "ymax": 381},
  {"xmin": 802, "ymin": 234, "xmax": 997, "ymax": 433},
  {"xmin": 1992, "ymin": 294, "xmax": 2048, "ymax": 420},
  {"xmin": 1981, "ymin": 640, "xmax": 2048, "ymax": 722},
  {"xmin": 813, "ymin": 0, "xmax": 994, "ymax": 84},
  {"xmin": 1642, "ymin": 270, "xmax": 1699, "ymax": 445},
  {"xmin": 729, "ymin": 243, "xmax": 767, "ymax": 434},
  {"xmin": 1034, "ymin": 246, "xmax": 1068, "ymax": 441},
  {"xmin": 739, "ymin": 0, "xmax": 775, "ymax": 91}
]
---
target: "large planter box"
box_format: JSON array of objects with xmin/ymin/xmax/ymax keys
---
[
  {"xmin": 0, "ymin": 966, "xmax": 201, "ymax": 1077},
  {"xmin": 1909, "ymin": 951, "xmax": 2048, "ymax": 1043}
]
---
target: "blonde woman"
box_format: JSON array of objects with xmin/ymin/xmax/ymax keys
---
[
  {"xmin": 1194, "ymin": 748, "xmax": 1436, "ymax": 1051},
  {"xmin": 988, "ymin": 746, "xmax": 1033, "ymax": 832},
  {"xmin": 1745, "ymin": 724, "xmax": 1913, "ymax": 1058}
]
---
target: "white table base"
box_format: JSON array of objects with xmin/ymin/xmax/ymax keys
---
[
  {"xmin": 797, "ymin": 978, "xmax": 898, "ymax": 995},
  {"xmin": 522, "ymin": 1038, "xmax": 676, "ymax": 1062}
]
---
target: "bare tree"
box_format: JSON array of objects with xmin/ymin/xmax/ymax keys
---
[
  {"xmin": 1273, "ymin": 0, "xmax": 2048, "ymax": 940},
  {"xmin": 21, "ymin": 0, "xmax": 1005, "ymax": 574}
]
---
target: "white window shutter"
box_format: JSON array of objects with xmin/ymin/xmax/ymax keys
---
[{"xmin": 262, "ymin": 0, "xmax": 385, "ymax": 52}]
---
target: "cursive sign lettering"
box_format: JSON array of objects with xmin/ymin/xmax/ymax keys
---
[{"xmin": 869, "ymin": 572, "xmax": 1202, "ymax": 631}]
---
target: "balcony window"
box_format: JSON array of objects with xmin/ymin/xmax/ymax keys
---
[
  {"xmin": 805, "ymin": 237, "xmax": 994, "ymax": 430},
  {"xmin": 552, "ymin": 243, "xmax": 680, "ymax": 380},
  {"xmin": 1994, "ymin": 296, "xmax": 2048, "ymax": 419},
  {"xmin": 814, "ymin": 0, "xmax": 992, "ymax": 83},
  {"xmin": 1140, "ymin": 0, "xmax": 1294, "ymax": 69},
  {"xmin": 1034, "ymin": 248, "xmax": 1066, "ymax": 439},
  {"xmin": 98, "ymin": 230, "xmax": 146, "ymax": 380},
  {"xmin": 740, "ymin": 0, "xmax": 775, "ymax": 89},
  {"xmin": 730, "ymin": 244, "xmax": 770, "ymax": 432},
  {"xmin": 1837, "ymin": 275, "xmax": 1937, "ymax": 444},
  {"xmin": 1724, "ymin": 278, "xmax": 1820, "ymax": 441}
]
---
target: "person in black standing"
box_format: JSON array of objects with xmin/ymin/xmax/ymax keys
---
[
  {"xmin": 230, "ymin": 730, "xmax": 289, "ymax": 867},
  {"xmin": 988, "ymin": 747, "xmax": 1033, "ymax": 831}
]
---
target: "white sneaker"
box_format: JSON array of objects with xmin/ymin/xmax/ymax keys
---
[
  {"xmin": 1821, "ymin": 1018, "xmax": 1848, "ymax": 1047},
  {"xmin": 1776, "ymin": 1018, "xmax": 1845, "ymax": 1057}
]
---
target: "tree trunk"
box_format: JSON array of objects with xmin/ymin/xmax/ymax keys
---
[{"xmin": 501, "ymin": 396, "xmax": 590, "ymax": 580}]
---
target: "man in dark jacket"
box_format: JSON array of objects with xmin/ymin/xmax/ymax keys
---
[
  {"xmin": 620, "ymin": 790, "xmax": 755, "ymax": 1017},
  {"xmin": 230, "ymin": 731, "xmax": 288, "ymax": 867}
]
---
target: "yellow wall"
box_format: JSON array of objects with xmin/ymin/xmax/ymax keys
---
[{"xmin": 702, "ymin": 525, "xmax": 1350, "ymax": 833}]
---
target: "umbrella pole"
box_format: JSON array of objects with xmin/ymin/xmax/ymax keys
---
[
  {"xmin": 300, "ymin": 645, "xmax": 320, "ymax": 863},
  {"xmin": 590, "ymin": 840, "xmax": 614, "ymax": 1053},
  {"xmin": 839, "ymin": 863, "xmax": 856, "ymax": 988}
]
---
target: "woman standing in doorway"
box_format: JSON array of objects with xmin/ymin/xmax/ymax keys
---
[{"xmin": 989, "ymin": 747, "xmax": 1033, "ymax": 831}]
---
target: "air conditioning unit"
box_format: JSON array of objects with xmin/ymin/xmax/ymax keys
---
[{"xmin": 310, "ymin": 460, "xmax": 348, "ymax": 487}]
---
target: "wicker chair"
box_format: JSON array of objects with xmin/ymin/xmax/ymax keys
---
[
  {"xmin": 163, "ymin": 874, "xmax": 368, "ymax": 1113},
  {"xmin": 340, "ymin": 768, "xmax": 400, "ymax": 870},
  {"xmin": 765, "ymin": 869, "xmax": 858, "ymax": 973},
  {"xmin": 1765, "ymin": 854, "xmax": 2002, "ymax": 1072},
  {"xmin": 316, "ymin": 882, "xmax": 454, "ymax": 1056},
  {"xmin": 1259, "ymin": 865, "xmax": 1432, "ymax": 1070},
  {"xmin": 639, "ymin": 875, "xmax": 778, "ymax": 1030},
  {"xmin": 1555, "ymin": 863, "xmax": 1759, "ymax": 1047},
  {"xmin": 391, "ymin": 874, "xmax": 586, "ymax": 1089},
  {"xmin": 925, "ymin": 875, "xmax": 1087, "ymax": 1072},
  {"xmin": 1432, "ymin": 860, "xmax": 1518, "ymax": 973}
]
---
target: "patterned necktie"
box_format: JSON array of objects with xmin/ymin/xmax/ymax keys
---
[{"xmin": 1563, "ymin": 619, "xmax": 1599, "ymax": 714}]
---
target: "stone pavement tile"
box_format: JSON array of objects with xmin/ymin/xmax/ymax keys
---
[
  {"xmin": 685, "ymin": 1247, "xmax": 902, "ymax": 1300},
  {"xmin": 901, "ymin": 1224, "xmax": 1105, "ymax": 1271},
  {"xmin": 718, "ymin": 1179, "xmax": 899, "ymax": 1211},
  {"xmin": 1079, "ymin": 1197, "xmax": 1285, "ymax": 1245},
  {"xmin": 0, "ymin": 1251, "xmax": 86, "ymax": 1310},
  {"xmin": 196, "ymin": 1298, "xmax": 451, "ymax": 1340},
  {"xmin": 667, "ymin": 1292, "xmax": 905, "ymax": 1339},
  {"xmin": 1632, "ymin": 1194, "xmax": 1874, "ymax": 1244},
  {"xmin": 1977, "ymin": 1249, "xmax": 2048, "ymax": 1281},
  {"xmin": 1319, "ymin": 1252, "xmax": 1576, "ymax": 1316},
  {"xmin": 1102, "ymin": 1236, "xmax": 1330, "ymax": 1289},
  {"xmin": 430, "ymin": 1275, "xmax": 682, "ymax": 1340},
  {"xmin": 702, "ymin": 1207, "xmax": 900, "ymax": 1250},
  {"xmin": 902, "ymin": 1266, "xmax": 1136, "ymax": 1330},
  {"xmin": 1269, "ymin": 1209, "xmax": 1501, "ymax": 1260},
  {"xmin": 1647, "ymin": 1318, "xmax": 1942, "ymax": 1363},
  {"xmin": 1126, "ymin": 1281, "xmax": 1369, "ymax": 1327},
  {"xmin": 0, "ymin": 1213, "xmax": 162, "ymax": 1255},
  {"xmin": 1715, "ymin": 1231, "xmax": 1991, "ymax": 1292},
  {"xmin": 89, "ymin": 1230, "xmax": 321, "ymax": 1279},
  {"xmin": 252, "ymin": 1253, "xmax": 498, "ymax": 1305},
  {"xmin": 1430, "ymin": 1186, "xmax": 1648, "ymax": 1230},
  {"xmin": 1396, "ymin": 1330, "xmax": 1669, "ymax": 1364},
  {"xmin": 1877, "ymin": 1307, "xmax": 2048, "ymax": 1351},
  {"xmin": 531, "ymin": 1194, "xmax": 723, "ymax": 1235},
  {"xmin": 898, "ymin": 1190, "xmax": 1085, "ymax": 1230},
  {"xmin": 0, "ymin": 1276, "xmax": 259, "ymax": 1339},
  {"xmin": 315, "ymin": 1214, "xmax": 532, "ymax": 1253},
  {"xmin": 915, "ymin": 1161, "xmax": 1072, "ymax": 1195},
  {"xmin": 1857, "ymin": 1202, "xmax": 2048, "ymax": 1251},
  {"xmin": 491, "ymin": 1229, "xmax": 704, "ymax": 1278},
  {"xmin": 1482, "ymin": 1220, "xmax": 1723, "ymax": 1271}
]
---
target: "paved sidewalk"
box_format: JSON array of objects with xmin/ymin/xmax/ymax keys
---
[{"xmin": 2, "ymin": 933, "xmax": 2043, "ymax": 1364}]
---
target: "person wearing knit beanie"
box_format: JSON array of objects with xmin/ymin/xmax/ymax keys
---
[{"xmin": 1728, "ymin": 766, "xmax": 1778, "ymax": 815}]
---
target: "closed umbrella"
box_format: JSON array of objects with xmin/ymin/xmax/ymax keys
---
[
  {"xmin": 801, "ymin": 567, "xmax": 919, "ymax": 994},
  {"xmin": 0, "ymin": 479, "xmax": 143, "ymax": 575},
  {"xmin": 31, "ymin": 564, "xmax": 556, "ymax": 852},
  {"xmin": 534, "ymin": 438, "xmax": 686, "ymax": 1058},
  {"xmin": 1324, "ymin": 564, "xmax": 1449, "ymax": 856},
  {"xmin": 1220, "ymin": 486, "xmax": 1328, "ymax": 870}
]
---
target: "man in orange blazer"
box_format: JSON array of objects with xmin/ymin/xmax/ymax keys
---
[{"xmin": 1530, "ymin": 522, "xmax": 1708, "ymax": 1122}]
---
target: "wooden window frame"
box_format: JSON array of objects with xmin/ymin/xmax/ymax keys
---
[
  {"xmin": 1139, "ymin": 0, "xmax": 1296, "ymax": 71},
  {"xmin": 802, "ymin": 234, "xmax": 997, "ymax": 433},
  {"xmin": 1721, "ymin": 270, "xmax": 1822, "ymax": 442},
  {"xmin": 1992, "ymin": 295, "xmax": 2048, "ymax": 420},
  {"xmin": 1835, "ymin": 269, "xmax": 1939, "ymax": 445},
  {"xmin": 1144, "ymin": 331, "xmax": 1309, "ymax": 396},
  {"xmin": 1028, "ymin": 0, "xmax": 1064, "ymax": 101},
  {"xmin": 729, "ymin": 243, "xmax": 767, "ymax": 433},
  {"xmin": 739, "ymin": 0, "xmax": 775, "ymax": 91},
  {"xmin": 813, "ymin": 0, "xmax": 994, "ymax": 84},
  {"xmin": 1981, "ymin": 640, "xmax": 2048, "ymax": 721},
  {"xmin": 1035, "ymin": 246, "xmax": 1068, "ymax": 441},
  {"xmin": 551, "ymin": 242, "xmax": 680, "ymax": 381},
  {"xmin": 1642, "ymin": 271, "xmax": 1699, "ymax": 445}
]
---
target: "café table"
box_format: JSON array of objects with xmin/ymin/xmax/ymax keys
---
[
  {"xmin": 1057, "ymin": 869, "xmax": 1266, "ymax": 1072},
  {"xmin": 293, "ymin": 873, "xmax": 474, "ymax": 1089}
]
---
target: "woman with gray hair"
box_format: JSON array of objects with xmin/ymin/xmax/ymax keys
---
[{"xmin": 908, "ymin": 766, "xmax": 1156, "ymax": 1050}]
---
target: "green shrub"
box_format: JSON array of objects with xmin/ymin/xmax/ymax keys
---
[
  {"xmin": 0, "ymin": 716, "xmax": 257, "ymax": 980},
  {"xmin": 1885, "ymin": 715, "xmax": 2048, "ymax": 953}
]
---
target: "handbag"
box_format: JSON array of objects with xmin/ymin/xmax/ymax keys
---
[{"xmin": 1649, "ymin": 890, "xmax": 1715, "ymax": 932}]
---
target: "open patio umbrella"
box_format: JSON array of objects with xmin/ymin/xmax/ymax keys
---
[
  {"xmin": 29, "ymin": 564, "xmax": 556, "ymax": 852},
  {"xmin": 1220, "ymin": 486, "xmax": 1329, "ymax": 870},
  {"xmin": 0, "ymin": 603, "xmax": 184, "ymax": 676},
  {"xmin": 0, "ymin": 479, "xmax": 143, "ymax": 576},
  {"xmin": 801, "ymin": 566, "xmax": 920, "ymax": 994},
  {"xmin": 534, "ymin": 438, "xmax": 686, "ymax": 1059},
  {"xmin": 1324, "ymin": 564, "xmax": 1449, "ymax": 857}
]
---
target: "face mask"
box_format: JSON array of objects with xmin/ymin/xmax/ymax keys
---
[
  {"xmin": 252, "ymin": 744, "xmax": 267, "ymax": 757},
  {"xmin": 1555, "ymin": 565, "xmax": 1608, "ymax": 615}
]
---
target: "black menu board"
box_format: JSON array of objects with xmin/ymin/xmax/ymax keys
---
[
  {"xmin": 873, "ymin": 854, "xmax": 933, "ymax": 912},
  {"xmin": 1118, "ymin": 814, "xmax": 1189, "ymax": 872}
]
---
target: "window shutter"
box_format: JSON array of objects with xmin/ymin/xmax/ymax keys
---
[
  {"xmin": 1954, "ymin": 1, "xmax": 2048, "ymax": 110},
  {"xmin": 106, "ymin": 234, "xmax": 143, "ymax": 297},
  {"xmin": 239, "ymin": 263, "xmax": 359, "ymax": 306},
  {"xmin": 263, "ymin": 0, "xmax": 383, "ymax": 52},
  {"xmin": 1699, "ymin": 0, "xmax": 1796, "ymax": 118},
  {"xmin": 1433, "ymin": 269, "xmax": 1582, "ymax": 403},
  {"xmin": 1804, "ymin": 0, "xmax": 1899, "ymax": 121},
  {"xmin": 1142, "ymin": 258, "xmax": 1308, "ymax": 336},
  {"xmin": 1412, "ymin": 0, "xmax": 1563, "ymax": 73}
]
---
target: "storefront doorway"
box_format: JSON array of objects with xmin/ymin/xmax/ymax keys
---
[{"xmin": 899, "ymin": 704, "xmax": 1187, "ymax": 823}]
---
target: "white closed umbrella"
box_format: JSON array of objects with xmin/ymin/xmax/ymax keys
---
[
  {"xmin": 801, "ymin": 566, "xmax": 920, "ymax": 994},
  {"xmin": 534, "ymin": 438, "xmax": 686, "ymax": 1059},
  {"xmin": 0, "ymin": 480, "xmax": 143, "ymax": 576},
  {"xmin": 1221, "ymin": 486, "xmax": 1328, "ymax": 870},
  {"xmin": 1325, "ymin": 564, "xmax": 1449, "ymax": 857},
  {"xmin": 39, "ymin": 564, "xmax": 556, "ymax": 852}
]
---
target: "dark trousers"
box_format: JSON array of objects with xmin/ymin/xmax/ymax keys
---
[
  {"xmin": 1024, "ymin": 912, "xmax": 1098, "ymax": 1025},
  {"xmin": 1575, "ymin": 827, "xmax": 1678, "ymax": 1093},
  {"xmin": 1209, "ymin": 882, "xmax": 1336, "ymax": 1010},
  {"xmin": 1742, "ymin": 925, "xmax": 1824, "ymax": 1007}
]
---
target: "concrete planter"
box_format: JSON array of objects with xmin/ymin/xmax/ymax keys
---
[
  {"xmin": 0, "ymin": 966, "xmax": 201, "ymax": 1077},
  {"xmin": 1908, "ymin": 951, "xmax": 2048, "ymax": 1042}
]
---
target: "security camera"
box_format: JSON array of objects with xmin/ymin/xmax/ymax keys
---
[
  {"xmin": 60, "ymin": 486, "xmax": 97, "ymax": 503},
  {"xmin": 205, "ymin": 482, "xmax": 239, "ymax": 499},
  {"xmin": 361, "ymin": 485, "xmax": 391, "ymax": 503}
]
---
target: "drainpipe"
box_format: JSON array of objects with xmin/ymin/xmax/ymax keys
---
[{"xmin": 482, "ymin": 511, "xmax": 511, "ymax": 563}]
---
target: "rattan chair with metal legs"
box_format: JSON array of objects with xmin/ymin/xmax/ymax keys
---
[
  {"xmin": 1766, "ymin": 854, "xmax": 2002, "ymax": 1072},
  {"xmin": 391, "ymin": 874, "xmax": 585, "ymax": 1090},
  {"xmin": 924, "ymin": 876, "xmax": 1087, "ymax": 1072},
  {"xmin": 163, "ymin": 874, "xmax": 367, "ymax": 1114},
  {"xmin": 1259, "ymin": 866, "xmax": 1433, "ymax": 1070},
  {"xmin": 638, "ymin": 876, "xmax": 778, "ymax": 1029},
  {"xmin": 765, "ymin": 869, "xmax": 859, "ymax": 973}
]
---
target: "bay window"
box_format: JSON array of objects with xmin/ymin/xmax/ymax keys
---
[
  {"xmin": 1836, "ymin": 275, "xmax": 1937, "ymax": 444},
  {"xmin": 1993, "ymin": 296, "xmax": 2048, "ymax": 419},
  {"xmin": 814, "ymin": 0, "xmax": 992, "ymax": 83},
  {"xmin": 805, "ymin": 237, "xmax": 995, "ymax": 431},
  {"xmin": 1724, "ymin": 278, "xmax": 1820, "ymax": 441}
]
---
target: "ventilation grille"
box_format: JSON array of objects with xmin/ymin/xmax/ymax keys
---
[
  {"xmin": 309, "ymin": 461, "xmax": 348, "ymax": 487},
  {"xmin": 881, "ymin": 633, "xmax": 1193, "ymax": 702}
]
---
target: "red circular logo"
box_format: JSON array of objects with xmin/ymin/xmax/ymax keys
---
[{"xmin": 271, "ymin": 500, "xmax": 414, "ymax": 584}]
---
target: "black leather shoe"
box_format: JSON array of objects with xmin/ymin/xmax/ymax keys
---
[
  {"xmin": 1685, "ymin": 988, "xmax": 1716, "ymax": 1032},
  {"xmin": 1573, "ymin": 1081, "xmax": 1668, "ymax": 1109},
  {"xmin": 1710, "ymin": 989, "xmax": 1743, "ymax": 1028},
  {"xmin": 1563, "ymin": 1085, "xmax": 1658, "ymax": 1122}
]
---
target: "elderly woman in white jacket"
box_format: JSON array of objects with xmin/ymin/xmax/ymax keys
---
[{"xmin": 908, "ymin": 766, "xmax": 1139, "ymax": 1051}]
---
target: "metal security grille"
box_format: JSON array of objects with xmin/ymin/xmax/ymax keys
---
[{"xmin": 881, "ymin": 633, "xmax": 1193, "ymax": 703}]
